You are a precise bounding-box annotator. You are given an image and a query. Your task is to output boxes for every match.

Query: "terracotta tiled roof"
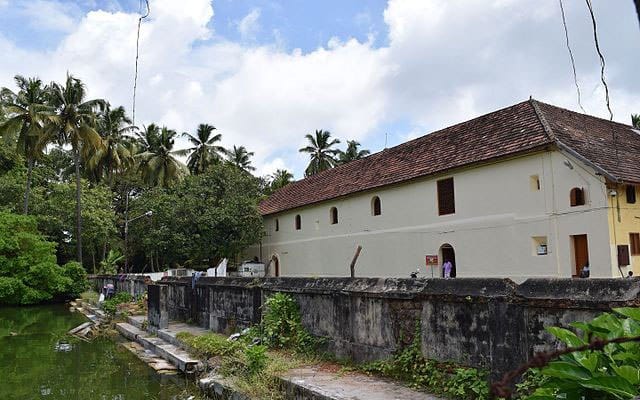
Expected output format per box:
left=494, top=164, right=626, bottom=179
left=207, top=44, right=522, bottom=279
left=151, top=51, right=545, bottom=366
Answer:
left=260, top=99, right=640, bottom=215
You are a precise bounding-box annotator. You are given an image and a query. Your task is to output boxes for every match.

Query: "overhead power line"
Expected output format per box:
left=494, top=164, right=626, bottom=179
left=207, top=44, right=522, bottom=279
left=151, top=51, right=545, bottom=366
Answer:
left=584, top=0, right=613, bottom=121
left=132, top=0, right=150, bottom=126
left=558, top=0, right=585, bottom=113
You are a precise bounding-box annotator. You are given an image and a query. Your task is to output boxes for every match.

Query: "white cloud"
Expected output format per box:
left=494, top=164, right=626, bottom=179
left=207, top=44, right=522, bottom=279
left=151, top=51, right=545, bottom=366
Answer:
left=1, top=0, right=638, bottom=177
left=236, top=8, right=261, bottom=40
left=257, top=157, right=288, bottom=178
left=20, top=0, right=78, bottom=33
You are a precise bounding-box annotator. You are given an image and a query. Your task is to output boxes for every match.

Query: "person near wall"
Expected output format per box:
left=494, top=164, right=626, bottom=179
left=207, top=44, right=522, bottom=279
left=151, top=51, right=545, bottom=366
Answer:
left=579, top=263, right=590, bottom=278
left=443, top=260, right=453, bottom=279
left=628, top=271, right=634, bottom=278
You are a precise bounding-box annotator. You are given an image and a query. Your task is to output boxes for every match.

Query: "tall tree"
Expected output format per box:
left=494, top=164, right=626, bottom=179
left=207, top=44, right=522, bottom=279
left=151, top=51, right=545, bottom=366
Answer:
left=226, top=145, right=255, bottom=172
left=0, top=75, right=54, bottom=214
left=270, top=169, right=294, bottom=191
left=47, top=74, right=106, bottom=264
left=337, top=140, right=370, bottom=164
left=135, top=124, right=188, bottom=188
left=181, top=123, right=226, bottom=174
left=90, top=105, right=136, bottom=185
left=632, top=114, right=640, bottom=129
left=299, top=129, right=340, bottom=176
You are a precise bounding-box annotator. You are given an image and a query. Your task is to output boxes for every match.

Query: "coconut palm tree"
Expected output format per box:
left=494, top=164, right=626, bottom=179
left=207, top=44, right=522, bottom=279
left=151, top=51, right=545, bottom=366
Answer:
left=632, top=114, right=640, bottom=129
left=299, top=129, right=341, bottom=176
left=135, top=124, right=188, bottom=187
left=90, top=105, right=136, bottom=185
left=227, top=145, right=255, bottom=172
left=47, top=74, right=106, bottom=263
left=270, top=169, right=294, bottom=191
left=0, top=75, right=55, bottom=214
left=181, top=123, right=226, bottom=174
left=337, top=140, right=370, bottom=164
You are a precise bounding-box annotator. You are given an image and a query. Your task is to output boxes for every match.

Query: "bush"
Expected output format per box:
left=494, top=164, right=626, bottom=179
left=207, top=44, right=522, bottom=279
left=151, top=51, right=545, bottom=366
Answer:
left=0, top=211, right=88, bottom=305
left=260, top=292, right=321, bottom=354
left=520, top=307, right=640, bottom=399
left=102, top=292, right=133, bottom=315
left=245, top=345, right=268, bottom=375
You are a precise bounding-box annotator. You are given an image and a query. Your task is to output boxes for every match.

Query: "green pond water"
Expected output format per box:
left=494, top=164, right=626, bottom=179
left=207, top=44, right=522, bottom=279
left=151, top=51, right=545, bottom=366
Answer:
left=0, top=304, right=199, bottom=400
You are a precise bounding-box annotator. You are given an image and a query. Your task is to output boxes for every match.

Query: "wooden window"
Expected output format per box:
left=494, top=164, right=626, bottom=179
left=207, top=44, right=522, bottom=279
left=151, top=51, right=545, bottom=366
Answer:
left=626, top=185, right=636, bottom=204
left=437, top=178, right=455, bottom=215
left=371, top=196, right=381, bottom=216
left=295, top=215, right=301, bottom=230
left=618, top=245, right=630, bottom=266
left=630, top=233, right=640, bottom=255
left=330, top=207, right=338, bottom=224
left=570, top=187, right=585, bottom=207
left=275, top=219, right=279, bottom=232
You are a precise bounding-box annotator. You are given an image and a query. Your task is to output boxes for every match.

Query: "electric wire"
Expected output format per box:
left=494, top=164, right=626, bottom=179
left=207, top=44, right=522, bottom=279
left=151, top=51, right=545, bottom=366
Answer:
left=132, top=0, right=150, bottom=126
left=558, top=0, right=585, bottom=113
left=584, top=0, right=620, bottom=181
left=584, top=0, right=613, bottom=121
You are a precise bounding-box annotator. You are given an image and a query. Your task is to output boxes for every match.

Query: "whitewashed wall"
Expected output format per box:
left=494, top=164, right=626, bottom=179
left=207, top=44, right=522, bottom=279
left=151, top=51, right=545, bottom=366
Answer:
left=249, top=150, right=613, bottom=279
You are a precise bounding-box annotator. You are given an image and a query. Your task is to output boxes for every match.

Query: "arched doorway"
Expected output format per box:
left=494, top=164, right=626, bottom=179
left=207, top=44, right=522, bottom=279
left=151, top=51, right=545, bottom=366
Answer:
left=270, top=254, right=280, bottom=277
left=439, top=244, right=456, bottom=278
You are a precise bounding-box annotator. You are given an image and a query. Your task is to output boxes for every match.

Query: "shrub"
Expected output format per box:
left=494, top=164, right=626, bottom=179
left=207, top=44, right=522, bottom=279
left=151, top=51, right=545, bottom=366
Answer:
left=102, top=292, right=133, bottom=315
left=260, top=292, right=321, bottom=353
left=245, top=345, right=268, bottom=375
left=520, top=307, right=640, bottom=400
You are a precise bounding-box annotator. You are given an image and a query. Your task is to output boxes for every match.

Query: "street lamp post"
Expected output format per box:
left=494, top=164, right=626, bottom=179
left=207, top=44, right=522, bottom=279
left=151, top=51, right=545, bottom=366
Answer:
left=124, top=210, right=153, bottom=273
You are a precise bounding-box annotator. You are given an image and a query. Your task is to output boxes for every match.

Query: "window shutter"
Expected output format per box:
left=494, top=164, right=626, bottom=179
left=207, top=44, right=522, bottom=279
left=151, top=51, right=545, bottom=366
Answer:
left=630, top=233, right=640, bottom=255
left=627, top=185, right=637, bottom=204
left=618, top=245, right=630, bottom=266
left=438, top=178, right=455, bottom=215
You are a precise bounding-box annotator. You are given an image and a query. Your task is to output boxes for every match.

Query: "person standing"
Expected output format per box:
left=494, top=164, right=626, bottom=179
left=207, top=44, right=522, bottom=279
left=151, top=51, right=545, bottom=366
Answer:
left=443, top=260, right=453, bottom=279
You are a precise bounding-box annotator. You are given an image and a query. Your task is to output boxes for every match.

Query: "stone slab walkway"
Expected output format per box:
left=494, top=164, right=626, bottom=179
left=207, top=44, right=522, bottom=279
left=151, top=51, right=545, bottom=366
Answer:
left=282, top=367, right=443, bottom=400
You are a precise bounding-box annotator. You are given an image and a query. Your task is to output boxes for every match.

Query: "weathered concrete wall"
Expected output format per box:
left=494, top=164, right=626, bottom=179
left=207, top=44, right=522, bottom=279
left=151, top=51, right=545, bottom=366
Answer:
left=89, top=274, right=150, bottom=299
left=90, top=275, right=640, bottom=376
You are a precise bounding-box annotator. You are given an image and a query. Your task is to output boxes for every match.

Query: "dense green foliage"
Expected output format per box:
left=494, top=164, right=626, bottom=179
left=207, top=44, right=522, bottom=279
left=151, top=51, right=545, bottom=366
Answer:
left=361, top=322, right=490, bottom=400
left=520, top=308, right=640, bottom=399
left=259, top=292, right=320, bottom=353
left=0, top=73, right=267, bottom=277
left=101, top=292, right=133, bottom=316
left=0, top=212, right=86, bottom=304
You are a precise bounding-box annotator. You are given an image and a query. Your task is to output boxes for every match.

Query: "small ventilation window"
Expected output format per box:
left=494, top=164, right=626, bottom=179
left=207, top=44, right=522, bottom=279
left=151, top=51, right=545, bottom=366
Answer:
left=275, top=219, right=279, bottom=232
left=371, top=196, right=381, bottom=216
left=626, top=185, right=636, bottom=204
left=570, top=187, right=585, bottom=207
left=330, top=207, right=338, bottom=225
left=530, top=175, right=541, bottom=191
left=295, top=215, right=301, bottom=230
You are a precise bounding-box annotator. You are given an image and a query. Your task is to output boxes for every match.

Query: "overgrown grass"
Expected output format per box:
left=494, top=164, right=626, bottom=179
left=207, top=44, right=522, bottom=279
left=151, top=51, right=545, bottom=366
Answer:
left=79, top=290, right=99, bottom=305
left=176, top=293, right=324, bottom=399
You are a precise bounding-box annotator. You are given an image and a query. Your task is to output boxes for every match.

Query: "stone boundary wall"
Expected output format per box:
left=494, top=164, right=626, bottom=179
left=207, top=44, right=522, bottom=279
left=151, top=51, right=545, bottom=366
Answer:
left=89, top=275, right=640, bottom=376
left=89, top=274, right=150, bottom=299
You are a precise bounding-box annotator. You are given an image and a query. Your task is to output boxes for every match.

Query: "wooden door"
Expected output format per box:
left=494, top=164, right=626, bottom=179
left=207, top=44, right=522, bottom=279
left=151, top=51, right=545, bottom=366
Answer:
left=572, top=235, right=589, bottom=277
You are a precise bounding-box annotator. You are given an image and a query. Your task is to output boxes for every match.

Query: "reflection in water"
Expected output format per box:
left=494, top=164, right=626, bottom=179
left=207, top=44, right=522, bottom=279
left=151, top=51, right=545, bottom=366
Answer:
left=0, top=305, right=198, bottom=400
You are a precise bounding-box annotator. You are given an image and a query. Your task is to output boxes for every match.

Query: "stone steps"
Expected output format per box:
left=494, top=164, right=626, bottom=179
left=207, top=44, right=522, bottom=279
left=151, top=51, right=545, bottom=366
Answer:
left=115, top=322, right=202, bottom=374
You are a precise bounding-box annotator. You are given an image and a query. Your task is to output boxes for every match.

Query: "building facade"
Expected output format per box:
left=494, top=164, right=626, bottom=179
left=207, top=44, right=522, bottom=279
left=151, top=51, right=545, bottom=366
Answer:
left=249, top=100, right=640, bottom=280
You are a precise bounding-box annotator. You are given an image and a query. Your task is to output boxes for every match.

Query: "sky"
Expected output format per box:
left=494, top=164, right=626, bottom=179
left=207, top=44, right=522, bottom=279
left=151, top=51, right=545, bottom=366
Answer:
left=0, top=0, right=639, bottom=178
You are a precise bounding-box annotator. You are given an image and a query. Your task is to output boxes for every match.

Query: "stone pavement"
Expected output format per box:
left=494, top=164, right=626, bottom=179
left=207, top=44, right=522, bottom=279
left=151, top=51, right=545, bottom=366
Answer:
left=282, top=367, right=444, bottom=400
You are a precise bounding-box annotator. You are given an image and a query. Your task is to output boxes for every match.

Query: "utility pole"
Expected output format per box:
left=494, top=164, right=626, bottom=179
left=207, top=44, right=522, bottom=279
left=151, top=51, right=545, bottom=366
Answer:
left=124, top=210, right=153, bottom=273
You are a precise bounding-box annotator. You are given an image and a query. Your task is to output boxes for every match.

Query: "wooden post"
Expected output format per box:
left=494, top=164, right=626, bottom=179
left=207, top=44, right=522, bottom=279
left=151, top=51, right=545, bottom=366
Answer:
left=350, top=245, right=362, bottom=278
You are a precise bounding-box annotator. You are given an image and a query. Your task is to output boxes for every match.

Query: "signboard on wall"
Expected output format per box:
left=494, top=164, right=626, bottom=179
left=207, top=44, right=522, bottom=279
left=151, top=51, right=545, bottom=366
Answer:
left=425, top=255, right=438, bottom=265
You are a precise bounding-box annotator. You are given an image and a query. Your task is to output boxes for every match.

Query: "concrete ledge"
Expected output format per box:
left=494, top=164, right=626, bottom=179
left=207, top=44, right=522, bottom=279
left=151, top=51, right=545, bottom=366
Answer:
left=516, top=278, right=640, bottom=305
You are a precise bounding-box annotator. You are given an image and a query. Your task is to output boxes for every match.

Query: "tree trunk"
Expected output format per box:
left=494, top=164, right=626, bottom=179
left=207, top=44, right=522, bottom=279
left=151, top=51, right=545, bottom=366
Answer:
left=74, top=147, right=83, bottom=264
left=91, top=249, right=96, bottom=275
left=23, top=157, right=34, bottom=215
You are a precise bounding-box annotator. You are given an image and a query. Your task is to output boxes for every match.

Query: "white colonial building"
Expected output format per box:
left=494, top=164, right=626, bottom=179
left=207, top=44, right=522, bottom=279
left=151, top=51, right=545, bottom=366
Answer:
left=248, top=99, right=640, bottom=280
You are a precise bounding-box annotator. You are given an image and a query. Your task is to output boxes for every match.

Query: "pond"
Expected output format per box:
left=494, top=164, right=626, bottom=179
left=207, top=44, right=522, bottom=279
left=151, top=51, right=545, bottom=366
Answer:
left=0, top=304, right=199, bottom=400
